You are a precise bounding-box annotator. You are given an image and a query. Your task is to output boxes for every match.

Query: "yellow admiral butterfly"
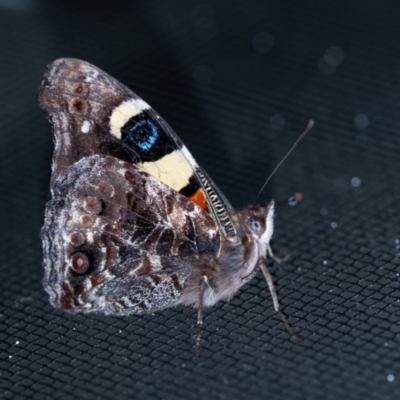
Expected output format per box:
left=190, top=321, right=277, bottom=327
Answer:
left=39, top=58, right=310, bottom=348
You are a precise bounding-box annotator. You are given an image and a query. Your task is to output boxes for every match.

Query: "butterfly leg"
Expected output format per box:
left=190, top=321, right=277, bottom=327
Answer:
left=259, top=260, right=302, bottom=339
left=196, top=275, right=209, bottom=355
left=267, top=243, right=291, bottom=263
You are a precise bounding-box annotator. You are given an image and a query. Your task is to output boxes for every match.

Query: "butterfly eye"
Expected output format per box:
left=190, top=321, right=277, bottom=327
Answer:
left=249, top=219, right=263, bottom=235
left=70, top=252, right=91, bottom=274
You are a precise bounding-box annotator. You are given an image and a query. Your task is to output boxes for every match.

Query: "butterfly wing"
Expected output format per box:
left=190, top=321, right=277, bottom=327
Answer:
left=42, top=154, right=221, bottom=314
left=38, top=58, right=237, bottom=237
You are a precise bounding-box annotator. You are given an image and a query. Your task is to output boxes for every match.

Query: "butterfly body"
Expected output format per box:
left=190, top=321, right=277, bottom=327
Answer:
left=39, top=59, right=276, bottom=323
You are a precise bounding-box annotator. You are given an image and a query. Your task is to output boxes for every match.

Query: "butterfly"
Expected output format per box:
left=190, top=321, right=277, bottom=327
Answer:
left=39, top=58, right=310, bottom=348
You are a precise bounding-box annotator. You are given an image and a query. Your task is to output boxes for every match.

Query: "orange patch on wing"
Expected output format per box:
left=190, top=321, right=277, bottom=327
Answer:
left=188, top=188, right=208, bottom=210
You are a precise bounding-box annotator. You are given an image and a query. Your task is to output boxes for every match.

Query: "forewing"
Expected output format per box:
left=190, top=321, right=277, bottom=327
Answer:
left=38, top=58, right=237, bottom=237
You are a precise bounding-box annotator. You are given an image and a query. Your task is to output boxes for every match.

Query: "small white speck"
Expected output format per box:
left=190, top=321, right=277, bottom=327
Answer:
left=320, top=208, right=328, bottom=216
left=119, top=330, right=122, bottom=333
left=387, top=374, right=395, bottom=382
left=9, top=355, right=12, bottom=359
left=331, top=221, right=337, bottom=229
left=395, top=239, right=399, bottom=244
left=350, top=177, right=361, bottom=187
left=323, top=260, right=328, bottom=265
left=354, top=114, right=369, bottom=129
left=324, top=46, right=344, bottom=67
left=270, top=114, right=285, bottom=130
left=182, top=363, right=186, bottom=367
left=297, top=267, right=302, bottom=271
left=384, top=342, right=388, bottom=346
left=81, top=120, right=90, bottom=134
left=15, top=341, right=20, bottom=345
left=252, top=32, right=274, bottom=53
left=72, top=327, right=76, bottom=330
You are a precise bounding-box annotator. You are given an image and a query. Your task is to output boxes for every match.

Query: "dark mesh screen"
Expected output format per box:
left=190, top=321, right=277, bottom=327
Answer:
left=1, top=1, right=400, bottom=399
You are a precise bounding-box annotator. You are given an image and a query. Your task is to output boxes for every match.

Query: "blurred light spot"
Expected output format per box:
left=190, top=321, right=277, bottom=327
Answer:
left=194, top=65, right=213, bottom=84
left=350, top=177, right=361, bottom=187
left=323, top=260, right=328, bottom=265
left=395, top=239, right=399, bottom=244
left=331, top=221, right=337, bottom=229
left=354, top=114, right=369, bottom=129
left=252, top=32, right=274, bottom=53
left=15, top=341, right=20, bottom=345
left=270, top=114, right=285, bottom=130
left=355, top=132, right=368, bottom=144
left=387, top=374, right=395, bottom=382
left=191, top=4, right=216, bottom=41
left=320, top=208, right=328, bottom=216
left=324, top=46, right=344, bottom=67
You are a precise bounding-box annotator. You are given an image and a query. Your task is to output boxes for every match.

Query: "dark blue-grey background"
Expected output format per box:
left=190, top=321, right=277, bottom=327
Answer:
left=1, top=1, right=400, bottom=399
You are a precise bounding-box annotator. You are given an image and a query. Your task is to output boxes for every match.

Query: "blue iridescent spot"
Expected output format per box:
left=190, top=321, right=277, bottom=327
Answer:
left=129, top=119, right=158, bottom=151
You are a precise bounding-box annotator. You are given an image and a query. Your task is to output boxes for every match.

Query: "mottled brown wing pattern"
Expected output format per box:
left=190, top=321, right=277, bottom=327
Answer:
left=38, top=58, right=133, bottom=183
left=42, top=155, right=220, bottom=315
left=38, top=58, right=237, bottom=238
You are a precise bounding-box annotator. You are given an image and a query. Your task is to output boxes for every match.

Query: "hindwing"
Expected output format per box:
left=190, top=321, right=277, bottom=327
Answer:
left=42, top=155, right=221, bottom=314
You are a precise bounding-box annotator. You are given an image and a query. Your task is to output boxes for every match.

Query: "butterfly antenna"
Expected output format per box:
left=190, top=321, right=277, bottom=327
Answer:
left=252, top=119, right=315, bottom=206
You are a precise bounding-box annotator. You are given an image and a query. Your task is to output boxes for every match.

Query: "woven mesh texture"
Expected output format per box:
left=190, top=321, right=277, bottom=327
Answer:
left=1, top=1, right=400, bottom=399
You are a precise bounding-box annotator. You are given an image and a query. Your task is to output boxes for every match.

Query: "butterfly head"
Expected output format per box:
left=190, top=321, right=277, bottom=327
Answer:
left=244, top=200, right=275, bottom=250
left=210, top=200, right=275, bottom=298
left=225, top=200, right=275, bottom=286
